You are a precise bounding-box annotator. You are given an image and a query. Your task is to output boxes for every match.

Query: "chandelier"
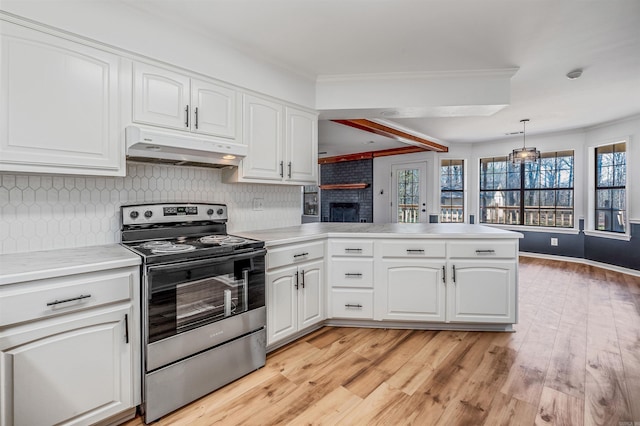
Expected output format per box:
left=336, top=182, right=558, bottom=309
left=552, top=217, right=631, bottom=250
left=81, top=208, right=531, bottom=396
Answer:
left=508, top=119, right=540, bottom=164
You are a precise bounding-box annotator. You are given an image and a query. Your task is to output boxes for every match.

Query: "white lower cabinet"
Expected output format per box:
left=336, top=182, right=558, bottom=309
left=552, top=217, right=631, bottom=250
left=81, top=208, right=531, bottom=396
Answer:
left=267, top=259, right=324, bottom=346
left=0, top=306, right=133, bottom=426
left=377, top=259, right=446, bottom=321
left=0, top=266, right=139, bottom=426
left=447, top=260, right=517, bottom=323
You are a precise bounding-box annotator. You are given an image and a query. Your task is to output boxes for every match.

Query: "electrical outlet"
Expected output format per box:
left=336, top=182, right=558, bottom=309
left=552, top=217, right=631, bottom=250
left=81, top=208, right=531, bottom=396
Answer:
left=550, top=237, right=558, bottom=246
left=252, top=198, right=264, bottom=211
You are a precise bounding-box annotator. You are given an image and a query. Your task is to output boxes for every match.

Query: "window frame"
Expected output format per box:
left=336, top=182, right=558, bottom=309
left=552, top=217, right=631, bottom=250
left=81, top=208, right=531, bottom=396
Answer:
left=439, top=159, right=465, bottom=223
left=585, top=137, right=631, bottom=241
left=478, top=151, right=575, bottom=229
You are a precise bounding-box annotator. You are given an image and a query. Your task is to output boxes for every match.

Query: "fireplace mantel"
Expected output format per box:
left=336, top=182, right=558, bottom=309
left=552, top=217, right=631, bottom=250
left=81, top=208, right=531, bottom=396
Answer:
left=319, top=183, right=369, bottom=190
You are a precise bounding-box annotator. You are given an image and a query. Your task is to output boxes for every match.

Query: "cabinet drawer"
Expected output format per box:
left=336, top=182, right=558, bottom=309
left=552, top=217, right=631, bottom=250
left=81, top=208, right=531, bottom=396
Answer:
left=330, top=258, right=374, bottom=288
left=329, top=240, right=374, bottom=257
left=448, top=240, right=517, bottom=259
left=330, top=289, right=373, bottom=319
left=267, top=241, right=324, bottom=270
left=379, top=240, right=446, bottom=258
left=0, top=269, right=134, bottom=327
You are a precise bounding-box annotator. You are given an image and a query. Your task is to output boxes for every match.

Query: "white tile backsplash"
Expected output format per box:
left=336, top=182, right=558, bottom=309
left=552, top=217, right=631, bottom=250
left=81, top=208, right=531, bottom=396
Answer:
left=0, top=162, right=302, bottom=254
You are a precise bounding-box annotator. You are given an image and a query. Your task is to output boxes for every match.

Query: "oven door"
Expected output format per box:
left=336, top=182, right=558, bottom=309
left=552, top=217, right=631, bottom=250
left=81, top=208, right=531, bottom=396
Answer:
left=145, top=249, right=266, bottom=346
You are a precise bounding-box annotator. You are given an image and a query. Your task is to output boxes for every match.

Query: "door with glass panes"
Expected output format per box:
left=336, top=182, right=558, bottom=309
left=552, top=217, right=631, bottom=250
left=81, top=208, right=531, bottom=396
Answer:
left=391, top=162, right=427, bottom=223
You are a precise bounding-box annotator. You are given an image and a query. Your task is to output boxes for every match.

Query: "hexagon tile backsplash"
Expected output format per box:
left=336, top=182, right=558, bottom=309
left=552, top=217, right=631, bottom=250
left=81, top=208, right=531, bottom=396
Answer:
left=0, top=163, right=302, bottom=254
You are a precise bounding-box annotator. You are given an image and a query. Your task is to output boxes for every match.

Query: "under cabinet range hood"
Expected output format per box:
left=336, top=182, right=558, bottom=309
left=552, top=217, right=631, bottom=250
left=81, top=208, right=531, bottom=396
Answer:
left=125, top=126, right=248, bottom=168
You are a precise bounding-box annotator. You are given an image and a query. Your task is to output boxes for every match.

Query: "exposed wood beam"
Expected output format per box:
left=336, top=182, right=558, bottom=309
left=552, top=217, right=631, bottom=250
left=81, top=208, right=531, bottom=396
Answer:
left=332, top=119, right=448, bottom=152
left=319, top=183, right=369, bottom=190
left=318, top=146, right=426, bottom=164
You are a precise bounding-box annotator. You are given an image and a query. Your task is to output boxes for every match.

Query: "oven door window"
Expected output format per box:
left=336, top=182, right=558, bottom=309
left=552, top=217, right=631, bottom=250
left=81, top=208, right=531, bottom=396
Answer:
left=146, top=252, right=265, bottom=343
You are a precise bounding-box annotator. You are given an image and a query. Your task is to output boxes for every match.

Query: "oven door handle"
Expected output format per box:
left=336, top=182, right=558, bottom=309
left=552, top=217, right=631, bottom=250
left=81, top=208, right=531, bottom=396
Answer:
left=146, top=248, right=266, bottom=274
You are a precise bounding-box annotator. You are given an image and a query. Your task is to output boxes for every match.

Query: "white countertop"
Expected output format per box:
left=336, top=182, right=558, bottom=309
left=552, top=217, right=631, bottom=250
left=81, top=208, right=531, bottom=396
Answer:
left=0, top=244, right=141, bottom=286
left=237, top=223, right=523, bottom=246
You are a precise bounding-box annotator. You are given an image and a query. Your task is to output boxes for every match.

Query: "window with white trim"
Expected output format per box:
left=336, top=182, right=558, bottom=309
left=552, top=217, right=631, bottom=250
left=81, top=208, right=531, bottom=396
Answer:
left=595, top=142, right=626, bottom=233
left=479, top=150, right=574, bottom=227
left=440, top=159, right=464, bottom=223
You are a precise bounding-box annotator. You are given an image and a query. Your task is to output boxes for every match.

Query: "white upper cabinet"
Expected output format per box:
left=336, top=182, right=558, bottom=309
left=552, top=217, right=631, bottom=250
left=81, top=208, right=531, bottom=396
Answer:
left=191, top=79, right=237, bottom=139
left=285, top=107, right=318, bottom=183
left=240, top=94, right=284, bottom=181
left=132, top=62, right=238, bottom=140
left=0, top=20, right=124, bottom=176
left=133, top=62, right=190, bottom=131
left=225, top=93, right=318, bottom=185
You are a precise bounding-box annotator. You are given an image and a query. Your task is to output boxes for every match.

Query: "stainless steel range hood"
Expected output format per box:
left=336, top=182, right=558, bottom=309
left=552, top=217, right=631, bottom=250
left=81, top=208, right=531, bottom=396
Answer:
left=125, top=126, right=247, bottom=168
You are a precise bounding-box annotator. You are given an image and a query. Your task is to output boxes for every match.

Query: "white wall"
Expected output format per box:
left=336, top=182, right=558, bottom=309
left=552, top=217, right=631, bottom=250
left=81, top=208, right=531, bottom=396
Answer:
left=0, top=1, right=315, bottom=108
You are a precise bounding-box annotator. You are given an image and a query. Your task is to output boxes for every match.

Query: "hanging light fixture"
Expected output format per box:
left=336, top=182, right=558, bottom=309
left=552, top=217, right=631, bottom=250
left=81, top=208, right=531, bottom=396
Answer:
left=508, top=119, right=540, bottom=164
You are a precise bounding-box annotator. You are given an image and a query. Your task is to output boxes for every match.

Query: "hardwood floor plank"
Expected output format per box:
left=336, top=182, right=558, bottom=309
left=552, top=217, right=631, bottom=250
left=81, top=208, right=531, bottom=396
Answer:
left=500, top=322, right=558, bottom=405
left=482, top=392, right=538, bottom=426
left=284, top=386, right=362, bottom=425
left=386, top=330, right=466, bottom=395
left=544, top=320, right=587, bottom=400
left=536, top=386, right=585, bottom=426
left=436, top=344, right=517, bottom=425
left=335, top=382, right=413, bottom=425
left=584, top=349, right=633, bottom=426
left=406, top=333, right=495, bottom=423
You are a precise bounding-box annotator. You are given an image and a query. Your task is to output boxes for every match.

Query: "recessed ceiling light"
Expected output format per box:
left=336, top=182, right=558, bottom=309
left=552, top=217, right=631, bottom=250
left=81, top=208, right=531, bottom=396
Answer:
left=566, top=69, right=583, bottom=80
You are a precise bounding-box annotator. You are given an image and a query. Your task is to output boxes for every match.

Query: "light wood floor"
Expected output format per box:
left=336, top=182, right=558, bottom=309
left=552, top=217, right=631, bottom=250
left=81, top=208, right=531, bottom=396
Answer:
left=124, top=257, right=640, bottom=425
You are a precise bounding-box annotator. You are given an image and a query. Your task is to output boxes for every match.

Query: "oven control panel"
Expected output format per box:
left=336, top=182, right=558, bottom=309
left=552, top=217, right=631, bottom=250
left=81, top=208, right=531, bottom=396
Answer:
left=122, top=203, right=227, bottom=226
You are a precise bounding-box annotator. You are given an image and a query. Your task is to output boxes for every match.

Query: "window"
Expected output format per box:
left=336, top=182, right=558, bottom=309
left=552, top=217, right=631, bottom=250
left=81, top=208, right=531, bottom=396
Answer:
left=595, top=142, right=626, bottom=233
left=396, top=168, right=421, bottom=223
left=440, top=159, right=464, bottom=223
left=479, top=150, right=574, bottom=228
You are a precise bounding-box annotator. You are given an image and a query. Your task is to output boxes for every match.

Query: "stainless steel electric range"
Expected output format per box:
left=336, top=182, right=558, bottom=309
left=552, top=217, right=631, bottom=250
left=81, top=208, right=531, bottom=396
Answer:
left=120, top=202, right=266, bottom=423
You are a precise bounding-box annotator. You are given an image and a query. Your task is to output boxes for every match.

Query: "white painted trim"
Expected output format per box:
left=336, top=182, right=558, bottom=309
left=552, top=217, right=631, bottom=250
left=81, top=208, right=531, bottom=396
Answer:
left=486, top=224, right=581, bottom=235
left=629, top=218, right=640, bottom=224
left=519, top=251, right=640, bottom=277
left=316, top=68, right=520, bottom=83
left=583, top=229, right=632, bottom=241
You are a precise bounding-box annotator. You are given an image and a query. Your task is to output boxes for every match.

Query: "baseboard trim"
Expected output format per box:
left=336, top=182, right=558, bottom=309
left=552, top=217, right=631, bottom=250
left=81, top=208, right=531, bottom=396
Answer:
left=519, top=251, right=640, bottom=277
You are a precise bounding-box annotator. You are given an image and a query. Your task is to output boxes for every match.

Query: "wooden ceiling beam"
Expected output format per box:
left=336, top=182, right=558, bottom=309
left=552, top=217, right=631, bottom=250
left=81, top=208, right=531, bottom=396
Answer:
left=332, top=119, right=448, bottom=152
left=318, top=146, right=427, bottom=164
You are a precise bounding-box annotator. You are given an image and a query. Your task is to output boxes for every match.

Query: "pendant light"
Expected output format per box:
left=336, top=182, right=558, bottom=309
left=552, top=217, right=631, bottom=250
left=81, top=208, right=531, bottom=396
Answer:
left=508, top=119, right=540, bottom=164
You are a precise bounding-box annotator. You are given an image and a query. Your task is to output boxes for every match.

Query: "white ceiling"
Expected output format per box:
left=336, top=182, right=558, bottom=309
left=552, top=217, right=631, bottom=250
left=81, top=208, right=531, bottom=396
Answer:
left=121, top=0, right=640, bottom=155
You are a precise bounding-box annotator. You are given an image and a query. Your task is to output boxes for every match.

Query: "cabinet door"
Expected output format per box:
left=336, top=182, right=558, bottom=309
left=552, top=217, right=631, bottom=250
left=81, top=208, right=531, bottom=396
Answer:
left=0, top=22, right=123, bottom=176
left=191, top=79, right=237, bottom=139
left=241, top=94, right=283, bottom=181
left=266, top=266, right=298, bottom=345
left=284, top=107, right=317, bottom=183
left=448, top=261, right=517, bottom=323
left=0, top=306, right=133, bottom=426
left=378, top=259, right=446, bottom=321
left=133, top=62, right=190, bottom=131
left=298, top=260, right=324, bottom=329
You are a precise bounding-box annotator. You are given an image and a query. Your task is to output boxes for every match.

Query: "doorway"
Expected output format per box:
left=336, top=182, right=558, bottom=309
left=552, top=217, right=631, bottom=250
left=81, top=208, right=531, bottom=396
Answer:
left=391, top=162, right=427, bottom=223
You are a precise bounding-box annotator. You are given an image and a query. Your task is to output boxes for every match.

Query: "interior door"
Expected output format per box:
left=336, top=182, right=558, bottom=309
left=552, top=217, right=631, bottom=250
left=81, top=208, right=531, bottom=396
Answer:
left=391, top=162, right=427, bottom=223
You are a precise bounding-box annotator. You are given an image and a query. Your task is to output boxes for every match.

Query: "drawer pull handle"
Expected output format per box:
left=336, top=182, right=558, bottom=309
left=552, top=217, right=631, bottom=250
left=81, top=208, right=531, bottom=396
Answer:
left=442, top=265, right=446, bottom=283
left=345, top=303, right=363, bottom=309
left=406, top=249, right=425, bottom=253
left=345, top=273, right=363, bottom=278
left=345, top=248, right=363, bottom=253
left=475, top=249, right=496, bottom=254
left=293, top=252, right=309, bottom=258
left=46, top=294, right=92, bottom=306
